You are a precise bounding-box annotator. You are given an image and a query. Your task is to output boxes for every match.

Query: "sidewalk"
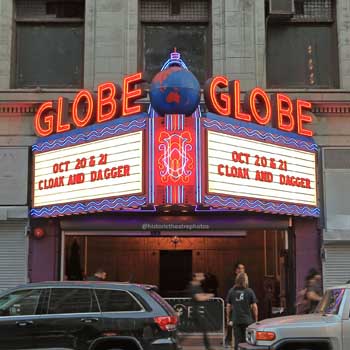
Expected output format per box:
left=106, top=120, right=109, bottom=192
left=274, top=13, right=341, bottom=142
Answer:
left=179, top=334, right=228, bottom=349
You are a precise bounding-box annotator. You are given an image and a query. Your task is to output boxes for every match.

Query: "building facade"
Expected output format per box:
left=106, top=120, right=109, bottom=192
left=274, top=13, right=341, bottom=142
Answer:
left=0, top=0, right=349, bottom=312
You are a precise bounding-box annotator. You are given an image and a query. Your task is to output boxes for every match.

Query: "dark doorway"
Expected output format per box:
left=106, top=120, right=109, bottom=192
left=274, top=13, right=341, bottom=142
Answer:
left=159, top=250, right=192, bottom=297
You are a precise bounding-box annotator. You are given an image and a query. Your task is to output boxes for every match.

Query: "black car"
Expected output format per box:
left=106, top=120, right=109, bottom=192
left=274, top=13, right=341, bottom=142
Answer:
left=0, top=281, right=179, bottom=350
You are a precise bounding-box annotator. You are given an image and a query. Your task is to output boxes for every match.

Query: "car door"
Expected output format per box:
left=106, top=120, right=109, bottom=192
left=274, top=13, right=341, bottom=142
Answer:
left=33, top=287, right=103, bottom=349
left=0, top=288, right=44, bottom=349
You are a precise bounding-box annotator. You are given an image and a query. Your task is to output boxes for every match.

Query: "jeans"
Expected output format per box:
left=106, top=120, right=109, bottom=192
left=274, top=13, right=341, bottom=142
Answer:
left=233, top=324, right=249, bottom=350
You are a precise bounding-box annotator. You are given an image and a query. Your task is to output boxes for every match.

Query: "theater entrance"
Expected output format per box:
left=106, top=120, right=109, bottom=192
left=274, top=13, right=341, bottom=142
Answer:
left=159, top=250, right=192, bottom=297
left=63, top=230, right=290, bottom=319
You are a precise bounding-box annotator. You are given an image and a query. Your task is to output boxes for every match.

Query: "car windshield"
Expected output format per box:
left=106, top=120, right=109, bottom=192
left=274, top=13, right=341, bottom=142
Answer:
left=315, top=288, right=345, bottom=315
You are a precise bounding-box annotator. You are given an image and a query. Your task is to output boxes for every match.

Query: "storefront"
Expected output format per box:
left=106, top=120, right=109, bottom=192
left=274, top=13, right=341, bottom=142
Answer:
left=29, top=52, right=320, bottom=317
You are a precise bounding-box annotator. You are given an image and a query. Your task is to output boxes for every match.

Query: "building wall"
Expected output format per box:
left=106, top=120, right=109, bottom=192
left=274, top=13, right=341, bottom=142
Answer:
left=337, top=0, right=350, bottom=89
left=295, top=218, right=321, bottom=291
left=84, top=0, right=139, bottom=89
left=212, top=0, right=266, bottom=89
left=28, top=219, right=60, bottom=282
left=0, top=0, right=13, bottom=89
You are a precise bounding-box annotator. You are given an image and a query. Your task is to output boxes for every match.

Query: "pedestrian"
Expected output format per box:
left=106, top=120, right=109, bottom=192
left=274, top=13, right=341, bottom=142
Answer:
left=189, top=272, right=214, bottom=350
left=225, top=262, right=246, bottom=347
left=86, top=268, right=107, bottom=281
left=226, top=272, right=258, bottom=350
left=304, top=268, right=322, bottom=313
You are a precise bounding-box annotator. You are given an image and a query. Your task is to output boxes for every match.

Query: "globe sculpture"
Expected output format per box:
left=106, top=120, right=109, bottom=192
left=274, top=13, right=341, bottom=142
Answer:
left=150, top=66, right=201, bottom=116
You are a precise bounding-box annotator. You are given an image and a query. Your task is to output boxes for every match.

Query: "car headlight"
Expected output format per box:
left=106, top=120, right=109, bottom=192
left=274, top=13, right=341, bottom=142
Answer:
left=255, top=331, right=276, bottom=341
left=246, top=328, right=256, bottom=344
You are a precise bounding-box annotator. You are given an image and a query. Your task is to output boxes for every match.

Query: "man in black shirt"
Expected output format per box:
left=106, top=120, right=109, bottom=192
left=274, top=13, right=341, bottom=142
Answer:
left=225, top=262, right=245, bottom=347
left=226, top=273, right=258, bottom=350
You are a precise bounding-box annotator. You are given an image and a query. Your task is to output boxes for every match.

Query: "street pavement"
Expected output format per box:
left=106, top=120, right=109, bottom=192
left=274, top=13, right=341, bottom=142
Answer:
left=179, top=335, right=228, bottom=349
left=183, top=347, right=228, bottom=349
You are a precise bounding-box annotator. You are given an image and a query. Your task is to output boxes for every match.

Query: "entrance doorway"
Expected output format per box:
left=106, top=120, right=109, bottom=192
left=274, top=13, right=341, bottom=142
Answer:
left=63, top=231, right=290, bottom=319
left=159, top=250, right=192, bottom=297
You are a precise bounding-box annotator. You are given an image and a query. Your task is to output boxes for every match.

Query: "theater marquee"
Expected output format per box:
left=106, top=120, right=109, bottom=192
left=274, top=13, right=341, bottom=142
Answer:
left=202, top=114, right=319, bottom=217
left=31, top=116, right=147, bottom=217
left=30, top=55, right=320, bottom=218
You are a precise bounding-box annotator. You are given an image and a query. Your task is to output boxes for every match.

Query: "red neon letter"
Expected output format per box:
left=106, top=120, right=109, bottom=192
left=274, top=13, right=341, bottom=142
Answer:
left=72, top=90, right=95, bottom=128
left=34, top=101, right=54, bottom=137
left=296, top=99, right=313, bottom=137
left=203, top=76, right=231, bottom=116
left=271, top=93, right=295, bottom=132
left=246, top=87, right=272, bottom=125
left=97, top=82, right=122, bottom=123
left=122, top=72, right=145, bottom=116
left=56, top=97, right=71, bottom=133
left=229, top=80, right=251, bottom=122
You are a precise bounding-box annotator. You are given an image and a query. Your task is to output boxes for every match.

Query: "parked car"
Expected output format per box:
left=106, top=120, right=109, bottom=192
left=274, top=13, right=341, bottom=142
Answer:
left=0, top=281, right=179, bottom=350
left=239, top=284, right=350, bottom=350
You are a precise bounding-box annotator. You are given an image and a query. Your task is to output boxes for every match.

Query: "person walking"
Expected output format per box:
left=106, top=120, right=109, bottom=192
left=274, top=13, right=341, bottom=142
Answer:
left=189, top=272, right=214, bottom=350
left=226, top=273, right=258, bottom=350
left=304, top=268, right=322, bottom=313
left=86, top=268, right=107, bottom=281
left=225, top=262, right=246, bottom=347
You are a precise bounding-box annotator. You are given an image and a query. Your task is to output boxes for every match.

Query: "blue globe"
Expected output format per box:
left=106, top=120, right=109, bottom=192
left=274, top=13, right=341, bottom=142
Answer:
left=150, top=66, right=200, bottom=116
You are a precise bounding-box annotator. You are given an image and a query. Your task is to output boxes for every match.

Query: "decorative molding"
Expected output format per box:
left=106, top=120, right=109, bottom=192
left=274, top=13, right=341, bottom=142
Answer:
left=311, top=102, right=350, bottom=114
left=30, top=195, right=148, bottom=218
left=204, top=195, right=320, bottom=218
left=203, top=113, right=318, bottom=152
left=0, top=103, right=37, bottom=115
left=33, top=117, right=147, bottom=153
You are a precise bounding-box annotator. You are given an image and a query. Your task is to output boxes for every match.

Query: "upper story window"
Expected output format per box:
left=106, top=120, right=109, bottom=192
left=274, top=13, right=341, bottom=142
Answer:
left=140, top=0, right=211, bottom=84
left=266, top=0, right=339, bottom=88
left=14, top=0, right=85, bottom=88
left=323, top=148, right=350, bottom=230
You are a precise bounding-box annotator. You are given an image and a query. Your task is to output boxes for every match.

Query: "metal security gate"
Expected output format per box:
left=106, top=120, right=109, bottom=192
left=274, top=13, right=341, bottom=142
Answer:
left=323, top=244, right=350, bottom=289
left=0, top=221, right=28, bottom=291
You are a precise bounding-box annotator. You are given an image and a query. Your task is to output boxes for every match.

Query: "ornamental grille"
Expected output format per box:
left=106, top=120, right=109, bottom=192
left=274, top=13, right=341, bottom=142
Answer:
left=293, top=0, right=334, bottom=22
left=16, top=0, right=48, bottom=17
left=140, top=0, right=209, bottom=22
left=16, top=0, right=84, bottom=19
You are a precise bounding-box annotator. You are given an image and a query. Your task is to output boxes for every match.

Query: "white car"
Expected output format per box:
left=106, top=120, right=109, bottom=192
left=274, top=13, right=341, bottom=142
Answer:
left=239, top=285, right=349, bottom=350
